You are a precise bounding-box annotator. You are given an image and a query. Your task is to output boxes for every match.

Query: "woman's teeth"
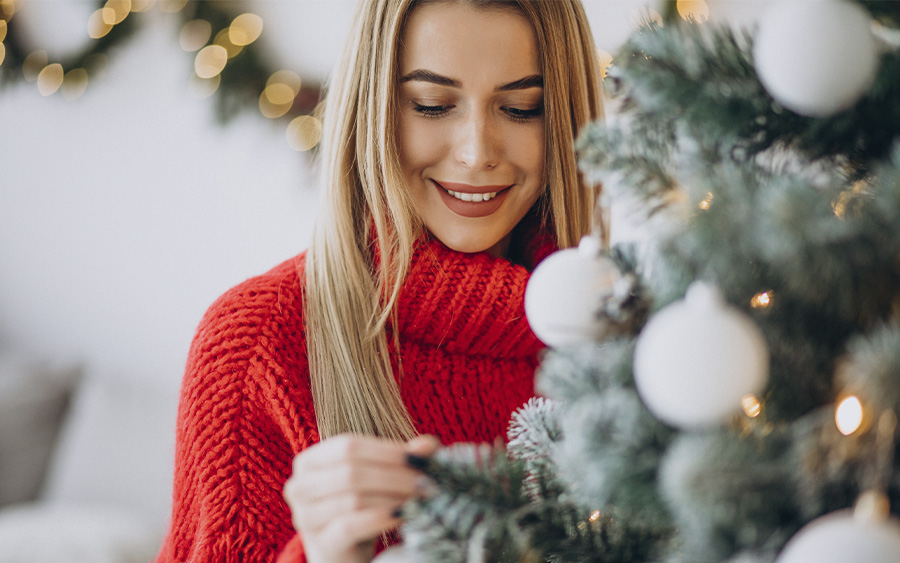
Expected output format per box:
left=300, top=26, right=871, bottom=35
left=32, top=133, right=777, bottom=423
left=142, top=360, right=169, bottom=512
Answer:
left=446, top=189, right=498, bottom=202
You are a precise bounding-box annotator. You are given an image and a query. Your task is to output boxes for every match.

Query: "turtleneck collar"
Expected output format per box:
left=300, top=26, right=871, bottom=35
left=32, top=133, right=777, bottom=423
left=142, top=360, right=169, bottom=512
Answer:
left=392, top=212, right=558, bottom=358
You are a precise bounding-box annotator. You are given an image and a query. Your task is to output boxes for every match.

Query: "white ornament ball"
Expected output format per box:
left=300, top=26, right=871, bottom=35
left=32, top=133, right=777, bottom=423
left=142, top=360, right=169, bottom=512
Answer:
left=777, top=510, right=900, bottom=563
left=633, top=282, right=769, bottom=429
left=525, top=236, right=621, bottom=348
left=753, top=0, right=879, bottom=117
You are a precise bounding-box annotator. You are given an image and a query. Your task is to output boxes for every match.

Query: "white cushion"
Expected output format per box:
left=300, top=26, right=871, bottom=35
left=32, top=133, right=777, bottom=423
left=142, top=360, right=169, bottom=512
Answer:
left=0, top=353, right=81, bottom=506
left=41, top=369, right=179, bottom=532
left=0, top=503, right=161, bottom=563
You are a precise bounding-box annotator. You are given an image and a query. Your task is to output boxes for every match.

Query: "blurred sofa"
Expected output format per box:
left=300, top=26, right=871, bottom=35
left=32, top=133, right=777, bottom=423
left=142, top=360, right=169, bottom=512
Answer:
left=0, top=350, right=178, bottom=563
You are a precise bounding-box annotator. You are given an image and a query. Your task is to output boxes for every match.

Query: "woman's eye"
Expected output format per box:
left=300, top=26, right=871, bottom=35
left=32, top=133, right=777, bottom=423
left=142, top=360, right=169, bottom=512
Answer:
left=504, top=106, right=544, bottom=122
left=413, top=103, right=452, bottom=118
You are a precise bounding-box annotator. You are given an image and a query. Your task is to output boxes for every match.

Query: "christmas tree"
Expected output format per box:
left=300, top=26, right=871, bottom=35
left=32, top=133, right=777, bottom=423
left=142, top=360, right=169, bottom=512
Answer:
left=398, top=1, right=900, bottom=561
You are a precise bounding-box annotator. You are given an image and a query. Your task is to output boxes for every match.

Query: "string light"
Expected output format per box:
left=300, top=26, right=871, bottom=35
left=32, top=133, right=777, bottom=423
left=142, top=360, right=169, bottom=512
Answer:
left=180, top=19, right=212, bottom=52
left=194, top=45, right=228, bottom=79
left=589, top=510, right=601, bottom=522
left=676, top=0, right=710, bottom=22
left=286, top=115, right=322, bottom=151
left=260, top=70, right=302, bottom=119
left=22, top=50, right=48, bottom=82
left=835, top=395, right=864, bottom=436
left=228, top=13, right=263, bottom=47
left=214, top=28, right=243, bottom=59
left=88, top=9, right=114, bottom=39
left=37, top=63, right=64, bottom=96
left=750, top=291, right=773, bottom=309
left=597, top=49, right=613, bottom=79
left=698, top=192, right=713, bottom=210
left=62, top=68, right=89, bottom=100
left=741, top=394, right=762, bottom=418
left=104, top=0, right=131, bottom=25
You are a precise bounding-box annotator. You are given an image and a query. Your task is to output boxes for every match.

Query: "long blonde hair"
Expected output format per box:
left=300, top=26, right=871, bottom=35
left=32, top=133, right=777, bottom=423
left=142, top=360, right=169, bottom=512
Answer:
left=305, top=0, right=605, bottom=441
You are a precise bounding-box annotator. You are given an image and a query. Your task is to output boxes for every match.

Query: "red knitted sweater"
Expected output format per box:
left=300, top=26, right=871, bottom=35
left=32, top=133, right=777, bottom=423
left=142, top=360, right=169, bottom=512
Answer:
left=155, top=226, right=556, bottom=563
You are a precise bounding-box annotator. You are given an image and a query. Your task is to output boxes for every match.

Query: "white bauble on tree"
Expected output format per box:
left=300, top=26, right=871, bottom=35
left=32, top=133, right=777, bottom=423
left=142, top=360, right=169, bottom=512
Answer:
left=778, top=504, right=900, bottom=563
left=753, top=0, right=879, bottom=117
left=525, top=236, right=621, bottom=348
left=633, top=282, right=769, bottom=429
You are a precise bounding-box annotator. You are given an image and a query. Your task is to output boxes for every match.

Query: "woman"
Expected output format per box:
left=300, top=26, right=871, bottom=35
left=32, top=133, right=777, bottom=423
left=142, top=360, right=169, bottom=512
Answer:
left=156, top=1, right=604, bottom=562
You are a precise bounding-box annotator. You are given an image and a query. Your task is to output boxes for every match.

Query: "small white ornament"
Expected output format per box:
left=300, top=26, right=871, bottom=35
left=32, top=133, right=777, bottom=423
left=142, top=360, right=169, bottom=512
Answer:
left=525, top=236, right=621, bottom=348
left=633, top=282, right=769, bottom=429
left=777, top=507, right=900, bottom=563
left=753, top=0, right=879, bottom=117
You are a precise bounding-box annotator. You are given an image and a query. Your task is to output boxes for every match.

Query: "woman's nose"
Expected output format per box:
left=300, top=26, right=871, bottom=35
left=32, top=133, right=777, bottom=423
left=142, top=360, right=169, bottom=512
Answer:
left=454, top=111, right=499, bottom=170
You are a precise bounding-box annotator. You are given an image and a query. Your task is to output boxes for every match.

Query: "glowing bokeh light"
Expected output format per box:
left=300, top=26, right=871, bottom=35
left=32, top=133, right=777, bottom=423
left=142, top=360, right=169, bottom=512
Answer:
left=62, top=68, right=89, bottom=100
left=0, top=19, right=7, bottom=42
left=835, top=395, right=864, bottom=436
left=286, top=115, right=323, bottom=151
left=214, top=28, right=243, bottom=59
left=104, top=0, right=131, bottom=24
left=0, top=44, right=5, bottom=67
left=194, top=45, right=228, bottom=79
left=741, top=394, right=762, bottom=418
left=37, top=63, right=64, bottom=96
left=88, top=9, right=114, bottom=39
left=597, top=49, right=613, bottom=79
left=22, top=50, right=48, bottom=82
left=180, top=19, right=212, bottom=52
left=750, top=291, right=772, bottom=309
left=589, top=511, right=601, bottom=522
left=698, top=192, right=713, bottom=210
left=229, top=13, right=263, bottom=46
left=677, top=0, right=710, bottom=22
left=268, top=70, right=302, bottom=95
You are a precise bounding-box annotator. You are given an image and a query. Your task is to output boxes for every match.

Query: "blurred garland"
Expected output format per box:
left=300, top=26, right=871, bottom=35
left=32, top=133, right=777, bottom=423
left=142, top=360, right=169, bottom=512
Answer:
left=0, top=0, right=321, bottom=131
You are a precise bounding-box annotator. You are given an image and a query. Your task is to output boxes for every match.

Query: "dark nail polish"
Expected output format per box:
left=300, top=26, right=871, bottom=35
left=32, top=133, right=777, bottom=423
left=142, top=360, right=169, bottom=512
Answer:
left=406, top=453, right=429, bottom=470
left=392, top=506, right=404, bottom=518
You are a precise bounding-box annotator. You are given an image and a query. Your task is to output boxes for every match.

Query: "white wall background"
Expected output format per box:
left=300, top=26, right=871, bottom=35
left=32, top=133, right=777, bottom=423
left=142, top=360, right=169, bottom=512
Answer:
left=0, top=0, right=775, bottom=388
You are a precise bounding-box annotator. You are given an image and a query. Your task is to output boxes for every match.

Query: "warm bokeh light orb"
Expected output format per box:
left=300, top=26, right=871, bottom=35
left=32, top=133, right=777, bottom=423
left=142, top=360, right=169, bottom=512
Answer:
left=741, top=394, right=762, bottom=418
left=104, top=0, right=131, bottom=24
left=229, top=13, right=263, bottom=47
left=0, top=44, right=6, bottom=68
left=0, top=19, right=7, bottom=42
left=750, top=291, right=772, bottom=309
left=677, top=0, right=710, bottom=22
left=180, top=20, right=212, bottom=52
left=214, top=29, right=243, bottom=59
left=194, top=45, right=228, bottom=79
left=23, top=51, right=48, bottom=82
left=267, top=70, right=302, bottom=95
left=158, top=0, right=188, bottom=13
left=62, top=68, right=89, bottom=100
left=37, top=63, right=64, bottom=96
left=286, top=115, right=323, bottom=152
left=130, top=0, right=156, bottom=12
left=835, top=395, right=864, bottom=436
left=89, top=9, right=114, bottom=39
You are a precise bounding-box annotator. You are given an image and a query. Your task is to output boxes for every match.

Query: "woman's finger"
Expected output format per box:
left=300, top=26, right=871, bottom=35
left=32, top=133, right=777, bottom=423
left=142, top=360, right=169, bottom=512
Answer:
left=291, top=491, right=406, bottom=532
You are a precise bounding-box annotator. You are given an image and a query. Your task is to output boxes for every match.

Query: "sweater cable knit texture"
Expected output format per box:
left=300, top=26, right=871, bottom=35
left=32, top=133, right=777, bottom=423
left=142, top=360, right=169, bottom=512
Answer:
left=155, top=223, right=557, bottom=563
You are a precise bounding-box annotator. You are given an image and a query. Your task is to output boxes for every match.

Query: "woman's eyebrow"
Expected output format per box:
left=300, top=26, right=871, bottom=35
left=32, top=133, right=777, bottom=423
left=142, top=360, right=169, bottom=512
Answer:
left=399, top=69, right=543, bottom=91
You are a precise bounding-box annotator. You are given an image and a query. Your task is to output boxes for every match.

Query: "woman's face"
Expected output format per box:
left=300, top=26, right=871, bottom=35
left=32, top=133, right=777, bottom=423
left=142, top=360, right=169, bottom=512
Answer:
left=397, top=2, right=545, bottom=258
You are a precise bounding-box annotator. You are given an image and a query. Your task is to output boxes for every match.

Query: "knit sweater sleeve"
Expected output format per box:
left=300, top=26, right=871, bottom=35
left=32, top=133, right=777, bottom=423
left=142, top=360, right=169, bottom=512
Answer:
left=155, top=255, right=316, bottom=563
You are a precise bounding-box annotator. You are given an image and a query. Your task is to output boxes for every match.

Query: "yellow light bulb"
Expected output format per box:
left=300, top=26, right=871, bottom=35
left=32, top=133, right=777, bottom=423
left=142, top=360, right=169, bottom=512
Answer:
left=677, top=0, right=710, bottom=22
left=836, top=395, right=864, bottom=436
left=286, top=115, right=323, bottom=152
left=741, top=394, right=762, bottom=418
left=37, top=63, right=64, bottom=96
left=229, top=13, right=263, bottom=47
left=194, top=45, right=228, bottom=79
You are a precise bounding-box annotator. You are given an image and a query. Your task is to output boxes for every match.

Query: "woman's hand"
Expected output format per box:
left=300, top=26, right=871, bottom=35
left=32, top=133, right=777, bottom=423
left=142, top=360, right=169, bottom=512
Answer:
left=284, top=433, right=440, bottom=563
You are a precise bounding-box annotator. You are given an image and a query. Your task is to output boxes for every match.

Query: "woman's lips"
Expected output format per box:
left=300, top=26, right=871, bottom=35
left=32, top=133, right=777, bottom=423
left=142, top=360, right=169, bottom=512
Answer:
left=433, top=180, right=510, bottom=218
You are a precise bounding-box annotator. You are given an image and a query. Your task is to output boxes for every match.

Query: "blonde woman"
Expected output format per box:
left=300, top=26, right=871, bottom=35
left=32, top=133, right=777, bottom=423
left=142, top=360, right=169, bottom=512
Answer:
left=156, top=1, right=604, bottom=562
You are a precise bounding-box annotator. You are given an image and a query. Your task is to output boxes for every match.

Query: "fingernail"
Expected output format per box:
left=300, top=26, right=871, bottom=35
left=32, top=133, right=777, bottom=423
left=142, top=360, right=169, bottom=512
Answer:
left=406, top=453, right=429, bottom=470
left=392, top=506, right=404, bottom=518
